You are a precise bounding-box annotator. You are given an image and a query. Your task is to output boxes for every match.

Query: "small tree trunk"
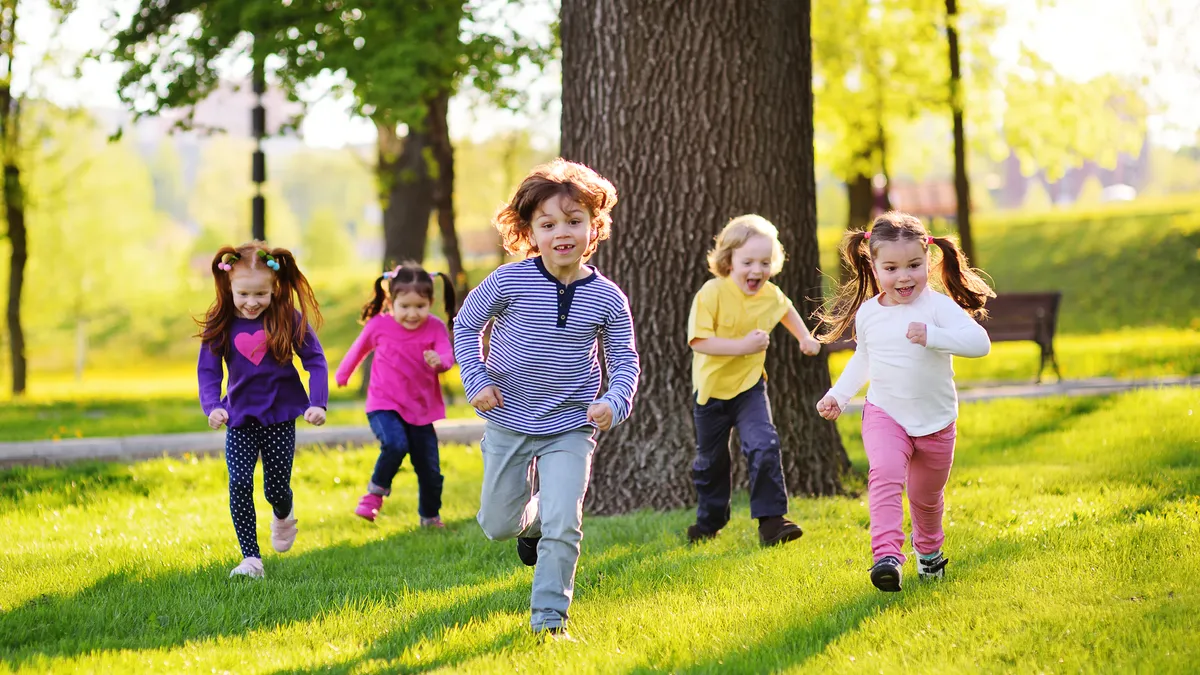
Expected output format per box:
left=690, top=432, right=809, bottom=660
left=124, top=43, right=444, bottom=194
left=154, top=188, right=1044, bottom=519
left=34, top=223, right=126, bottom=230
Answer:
left=376, top=118, right=434, bottom=267
left=1, top=0, right=26, bottom=397
left=946, top=0, right=976, bottom=263
left=426, top=91, right=466, bottom=297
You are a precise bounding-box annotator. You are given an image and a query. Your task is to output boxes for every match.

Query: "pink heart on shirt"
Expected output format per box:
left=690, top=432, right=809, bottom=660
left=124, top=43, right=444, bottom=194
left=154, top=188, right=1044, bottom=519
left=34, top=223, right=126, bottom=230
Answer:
left=234, top=330, right=268, bottom=366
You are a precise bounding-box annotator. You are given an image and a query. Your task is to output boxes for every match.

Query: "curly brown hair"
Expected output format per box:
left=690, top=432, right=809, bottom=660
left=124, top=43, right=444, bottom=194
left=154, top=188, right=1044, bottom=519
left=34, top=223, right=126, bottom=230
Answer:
left=493, top=158, right=618, bottom=260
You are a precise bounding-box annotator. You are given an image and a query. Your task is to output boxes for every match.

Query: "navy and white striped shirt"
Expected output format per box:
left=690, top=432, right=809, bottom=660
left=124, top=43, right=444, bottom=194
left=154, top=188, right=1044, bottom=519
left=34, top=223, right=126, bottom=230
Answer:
left=453, top=257, right=640, bottom=436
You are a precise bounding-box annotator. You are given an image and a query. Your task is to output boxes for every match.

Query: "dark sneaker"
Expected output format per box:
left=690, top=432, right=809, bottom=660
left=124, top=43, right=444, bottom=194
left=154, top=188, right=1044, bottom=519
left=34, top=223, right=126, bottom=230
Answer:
left=517, top=536, right=540, bottom=566
left=758, top=516, right=804, bottom=546
left=870, top=556, right=903, bottom=592
left=917, top=551, right=949, bottom=580
left=686, top=523, right=719, bottom=544
left=535, top=625, right=575, bottom=642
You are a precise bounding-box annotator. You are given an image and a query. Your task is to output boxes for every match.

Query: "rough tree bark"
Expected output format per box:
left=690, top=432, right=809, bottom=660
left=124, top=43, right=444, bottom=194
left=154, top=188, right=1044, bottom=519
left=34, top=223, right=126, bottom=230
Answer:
left=562, top=0, right=848, bottom=515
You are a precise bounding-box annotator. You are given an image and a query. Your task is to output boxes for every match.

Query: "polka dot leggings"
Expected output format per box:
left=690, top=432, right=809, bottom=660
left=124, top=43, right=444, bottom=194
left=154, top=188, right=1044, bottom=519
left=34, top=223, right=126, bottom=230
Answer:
left=225, top=420, right=296, bottom=559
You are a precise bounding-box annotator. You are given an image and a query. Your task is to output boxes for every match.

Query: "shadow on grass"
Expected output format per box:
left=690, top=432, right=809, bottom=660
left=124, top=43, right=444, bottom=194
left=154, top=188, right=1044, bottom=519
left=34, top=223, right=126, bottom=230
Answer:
left=0, top=461, right=153, bottom=515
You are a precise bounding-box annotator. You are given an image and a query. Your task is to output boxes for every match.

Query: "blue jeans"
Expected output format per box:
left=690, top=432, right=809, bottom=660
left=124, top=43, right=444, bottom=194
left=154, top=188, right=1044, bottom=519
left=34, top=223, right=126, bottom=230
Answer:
left=475, top=422, right=597, bottom=631
left=692, top=379, right=789, bottom=532
left=366, top=410, right=443, bottom=519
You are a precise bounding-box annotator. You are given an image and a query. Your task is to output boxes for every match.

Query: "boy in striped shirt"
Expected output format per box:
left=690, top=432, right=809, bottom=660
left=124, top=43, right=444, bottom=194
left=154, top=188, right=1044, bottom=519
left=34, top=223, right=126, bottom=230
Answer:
left=453, top=159, right=640, bottom=641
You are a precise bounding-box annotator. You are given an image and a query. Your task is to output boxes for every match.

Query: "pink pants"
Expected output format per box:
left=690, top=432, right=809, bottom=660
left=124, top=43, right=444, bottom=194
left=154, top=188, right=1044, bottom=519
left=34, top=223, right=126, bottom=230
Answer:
left=862, top=402, right=956, bottom=564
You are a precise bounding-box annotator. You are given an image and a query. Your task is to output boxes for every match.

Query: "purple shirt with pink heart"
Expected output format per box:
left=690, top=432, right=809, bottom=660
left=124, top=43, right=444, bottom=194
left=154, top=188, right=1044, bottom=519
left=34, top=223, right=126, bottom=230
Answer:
left=198, top=316, right=329, bottom=428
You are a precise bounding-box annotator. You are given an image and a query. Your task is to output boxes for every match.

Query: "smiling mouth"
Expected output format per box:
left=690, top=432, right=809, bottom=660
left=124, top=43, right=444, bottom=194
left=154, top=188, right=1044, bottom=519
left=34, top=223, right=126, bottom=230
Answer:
left=745, top=278, right=763, bottom=291
left=895, top=285, right=915, bottom=298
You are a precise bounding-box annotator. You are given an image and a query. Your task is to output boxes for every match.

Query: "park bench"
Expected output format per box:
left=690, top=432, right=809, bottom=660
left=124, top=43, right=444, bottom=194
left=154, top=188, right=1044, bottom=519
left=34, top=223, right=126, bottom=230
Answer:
left=823, top=291, right=1063, bottom=383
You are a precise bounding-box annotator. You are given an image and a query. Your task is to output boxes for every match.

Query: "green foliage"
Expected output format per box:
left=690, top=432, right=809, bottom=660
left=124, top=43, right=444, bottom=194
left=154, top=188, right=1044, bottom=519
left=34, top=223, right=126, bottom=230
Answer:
left=0, top=390, right=1197, bottom=673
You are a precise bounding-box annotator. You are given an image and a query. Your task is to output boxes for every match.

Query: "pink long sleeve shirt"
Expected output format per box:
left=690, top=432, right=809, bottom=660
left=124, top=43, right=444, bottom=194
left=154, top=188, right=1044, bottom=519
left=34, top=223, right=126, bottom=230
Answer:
left=335, top=314, right=455, bottom=426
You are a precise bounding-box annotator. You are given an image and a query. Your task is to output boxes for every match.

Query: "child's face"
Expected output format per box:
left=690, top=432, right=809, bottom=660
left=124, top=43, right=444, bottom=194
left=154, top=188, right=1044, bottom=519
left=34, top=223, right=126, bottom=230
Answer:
left=391, top=291, right=431, bottom=330
left=871, top=239, right=928, bottom=306
left=532, top=195, right=591, bottom=269
left=730, top=235, right=775, bottom=295
left=230, top=266, right=274, bottom=319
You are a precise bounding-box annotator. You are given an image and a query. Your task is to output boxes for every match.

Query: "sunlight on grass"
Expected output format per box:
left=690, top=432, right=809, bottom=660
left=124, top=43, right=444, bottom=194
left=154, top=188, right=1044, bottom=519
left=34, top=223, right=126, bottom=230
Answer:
left=1, top=389, right=1197, bottom=673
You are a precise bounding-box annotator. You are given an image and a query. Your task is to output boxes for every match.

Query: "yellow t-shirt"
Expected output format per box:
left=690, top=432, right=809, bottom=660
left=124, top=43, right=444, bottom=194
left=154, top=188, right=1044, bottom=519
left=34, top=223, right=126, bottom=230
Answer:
left=687, top=276, right=793, bottom=404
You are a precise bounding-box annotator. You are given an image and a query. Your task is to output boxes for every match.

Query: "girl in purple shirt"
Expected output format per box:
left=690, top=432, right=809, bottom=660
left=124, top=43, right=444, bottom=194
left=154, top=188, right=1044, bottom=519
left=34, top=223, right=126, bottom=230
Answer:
left=335, top=263, right=457, bottom=528
left=196, top=241, right=328, bottom=579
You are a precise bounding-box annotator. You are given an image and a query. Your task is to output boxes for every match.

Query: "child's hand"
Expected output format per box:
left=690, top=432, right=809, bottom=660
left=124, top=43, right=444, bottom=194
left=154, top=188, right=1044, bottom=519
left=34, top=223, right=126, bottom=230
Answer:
left=816, top=395, right=842, bottom=421
left=906, top=322, right=928, bottom=347
left=423, top=350, right=443, bottom=370
left=208, top=408, right=229, bottom=430
left=799, top=334, right=821, bottom=356
left=304, top=406, right=326, bottom=426
left=335, top=378, right=348, bottom=388
left=742, top=329, right=770, bottom=354
left=471, top=386, right=504, bottom=413
left=587, top=401, right=614, bottom=431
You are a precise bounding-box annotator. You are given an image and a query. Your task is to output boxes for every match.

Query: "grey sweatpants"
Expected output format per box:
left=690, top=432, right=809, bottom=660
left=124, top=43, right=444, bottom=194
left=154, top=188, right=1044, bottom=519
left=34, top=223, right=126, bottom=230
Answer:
left=476, top=421, right=597, bottom=630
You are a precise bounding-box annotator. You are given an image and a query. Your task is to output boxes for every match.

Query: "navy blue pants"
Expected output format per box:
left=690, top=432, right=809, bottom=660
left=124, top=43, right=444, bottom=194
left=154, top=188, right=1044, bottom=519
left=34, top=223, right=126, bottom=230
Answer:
left=692, top=379, right=790, bottom=532
left=367, top=410, right=444, bottom=518
left=225, top=419, right=295, bottom=559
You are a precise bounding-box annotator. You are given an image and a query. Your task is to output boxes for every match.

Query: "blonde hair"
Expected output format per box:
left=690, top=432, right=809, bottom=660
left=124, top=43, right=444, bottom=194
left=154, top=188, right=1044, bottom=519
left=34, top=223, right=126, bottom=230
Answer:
left=706, top=214, right=786, bottom=277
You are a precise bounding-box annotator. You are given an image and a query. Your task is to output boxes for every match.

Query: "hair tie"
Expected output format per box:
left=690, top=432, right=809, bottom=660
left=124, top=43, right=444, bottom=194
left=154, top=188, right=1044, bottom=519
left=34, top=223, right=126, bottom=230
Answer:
left=218, top=252, right=239, bottom=272
left=382, top=264, right=402, bottom=281
left=257, top=249, right=281, bottom=271
left=863, top=231, right=871, bottom=240
left=927, top=235, right=935, bottom=245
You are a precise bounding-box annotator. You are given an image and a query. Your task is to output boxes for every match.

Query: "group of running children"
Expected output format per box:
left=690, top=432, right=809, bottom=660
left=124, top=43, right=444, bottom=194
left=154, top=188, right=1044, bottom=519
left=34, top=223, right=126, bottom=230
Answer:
left=197, top=158, right=995, bottom=640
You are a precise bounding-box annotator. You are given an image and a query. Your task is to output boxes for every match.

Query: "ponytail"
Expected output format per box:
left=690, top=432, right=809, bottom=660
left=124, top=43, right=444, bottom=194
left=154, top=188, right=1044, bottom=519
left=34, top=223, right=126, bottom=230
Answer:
left=930, top=236, right=995, bottom=318
left=360, top=274, right=390, bottom=323
left=433, top=272, right=458, bottom=331
left=814, top=229, right=879, bottom=343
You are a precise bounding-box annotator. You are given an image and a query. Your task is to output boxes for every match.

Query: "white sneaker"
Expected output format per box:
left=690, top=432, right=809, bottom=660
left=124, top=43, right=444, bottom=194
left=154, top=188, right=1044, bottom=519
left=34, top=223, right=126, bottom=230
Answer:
left=271, top=509, right=298, bottom=552
left=916, top=551, right=948, bottom=580
left=230, top=557, right=264, bottom=578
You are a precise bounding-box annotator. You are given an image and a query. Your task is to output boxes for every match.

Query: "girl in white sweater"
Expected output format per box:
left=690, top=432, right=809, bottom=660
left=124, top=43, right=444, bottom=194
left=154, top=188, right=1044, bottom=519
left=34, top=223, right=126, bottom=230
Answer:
left=815, top=211, right=995, bottom=593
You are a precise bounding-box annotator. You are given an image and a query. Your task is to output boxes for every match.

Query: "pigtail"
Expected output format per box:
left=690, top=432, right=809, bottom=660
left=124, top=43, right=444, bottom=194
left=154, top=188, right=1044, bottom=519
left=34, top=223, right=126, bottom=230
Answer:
left=360, top=274, right=390, bottom=323
left=262, top=248, right=323, bottom=364
left=434, top=272, right=458, bottom=331
left=195, top=246, right=240, bottom=355
left=814, top=230, right=879, bottom=343
left=930, top=237, right=995, bottom=319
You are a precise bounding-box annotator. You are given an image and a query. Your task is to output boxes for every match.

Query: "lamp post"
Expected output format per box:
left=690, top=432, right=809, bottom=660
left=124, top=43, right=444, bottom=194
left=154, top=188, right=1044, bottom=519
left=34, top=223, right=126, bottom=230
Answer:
left=251, top=56, right=266, bottom=241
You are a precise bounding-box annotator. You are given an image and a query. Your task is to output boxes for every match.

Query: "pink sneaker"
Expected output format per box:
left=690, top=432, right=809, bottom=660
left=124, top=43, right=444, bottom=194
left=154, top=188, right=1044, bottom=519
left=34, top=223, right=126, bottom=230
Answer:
left=355, top=493, right=383, bottom=521
left=270, top=509, right=298, bottom=552
left=420, top=516, right=445, bottom=529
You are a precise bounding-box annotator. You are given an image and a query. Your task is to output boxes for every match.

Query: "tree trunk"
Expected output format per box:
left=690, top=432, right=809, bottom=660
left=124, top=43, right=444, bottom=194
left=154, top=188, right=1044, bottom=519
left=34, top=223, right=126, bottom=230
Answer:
left=426, top=91, right=466, bottom=297
left=1, top=0, right=26, bottom=396
left=946, top=0, right=976, bottom=263
left=562, top=0, right=848, bottom=515
left=376, top=118, right=434, bottom=267
left=846, top=170, right=874, bottom=232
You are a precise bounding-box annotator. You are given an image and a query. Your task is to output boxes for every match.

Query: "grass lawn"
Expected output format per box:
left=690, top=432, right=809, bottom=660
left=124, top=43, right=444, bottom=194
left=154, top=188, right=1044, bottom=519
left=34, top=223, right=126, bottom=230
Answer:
left=2, top=388, right=1196, bottom=673
left=3, top=327, right=1195, bottom=442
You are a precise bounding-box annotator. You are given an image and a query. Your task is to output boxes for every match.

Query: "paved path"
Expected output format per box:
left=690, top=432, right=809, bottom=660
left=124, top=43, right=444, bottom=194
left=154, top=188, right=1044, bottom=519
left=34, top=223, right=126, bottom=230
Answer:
left=1, top=376, right=1195, bottom=468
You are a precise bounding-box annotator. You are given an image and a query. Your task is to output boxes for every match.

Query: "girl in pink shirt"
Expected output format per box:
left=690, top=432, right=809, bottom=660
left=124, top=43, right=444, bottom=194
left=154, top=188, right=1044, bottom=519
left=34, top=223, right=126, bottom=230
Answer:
left=335, top=263, right=457, bottom=527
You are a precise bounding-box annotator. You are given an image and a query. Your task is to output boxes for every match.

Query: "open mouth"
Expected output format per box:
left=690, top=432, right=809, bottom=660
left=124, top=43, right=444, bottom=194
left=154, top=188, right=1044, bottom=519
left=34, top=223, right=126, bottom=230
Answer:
left=745, top=278, right=763, bottom=293
left=553, top=243, right=575, bottom=254
left=895, top=285, right=915, bottom=298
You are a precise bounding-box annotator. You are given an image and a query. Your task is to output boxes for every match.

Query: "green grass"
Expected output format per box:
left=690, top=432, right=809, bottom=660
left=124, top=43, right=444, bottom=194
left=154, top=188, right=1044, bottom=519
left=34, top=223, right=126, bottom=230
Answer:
left=2, top=389, right=1196, bottom=673
left=818, top=195, right=1200, bottom=334
left=4, top=327, right=1195, bottom=441
left=827, top=328, right=1200, bottom=384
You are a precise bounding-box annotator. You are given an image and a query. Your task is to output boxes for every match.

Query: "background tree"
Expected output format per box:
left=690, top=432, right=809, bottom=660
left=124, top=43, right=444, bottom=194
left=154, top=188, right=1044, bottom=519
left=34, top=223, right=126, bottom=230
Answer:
left=561, top=0, right=848, bottom=515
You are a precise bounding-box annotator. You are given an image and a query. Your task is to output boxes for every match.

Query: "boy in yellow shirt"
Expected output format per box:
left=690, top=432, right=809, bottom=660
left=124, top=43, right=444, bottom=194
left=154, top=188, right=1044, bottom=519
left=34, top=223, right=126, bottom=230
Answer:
left=686, top=214, right=822, bottom=546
